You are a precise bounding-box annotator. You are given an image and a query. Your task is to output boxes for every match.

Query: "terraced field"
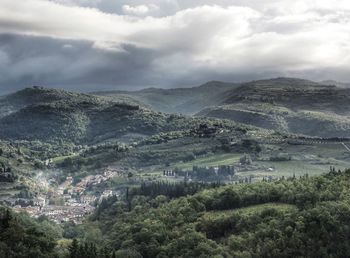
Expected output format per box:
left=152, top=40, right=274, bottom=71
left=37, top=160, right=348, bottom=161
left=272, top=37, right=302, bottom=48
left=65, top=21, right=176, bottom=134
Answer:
left=173, top=153, right=241, bottom=170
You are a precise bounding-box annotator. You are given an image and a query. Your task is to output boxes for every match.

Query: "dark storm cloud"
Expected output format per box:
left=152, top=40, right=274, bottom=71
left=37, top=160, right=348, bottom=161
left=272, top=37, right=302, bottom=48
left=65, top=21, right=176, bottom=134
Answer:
left=0, top=34, right=162, bottom=93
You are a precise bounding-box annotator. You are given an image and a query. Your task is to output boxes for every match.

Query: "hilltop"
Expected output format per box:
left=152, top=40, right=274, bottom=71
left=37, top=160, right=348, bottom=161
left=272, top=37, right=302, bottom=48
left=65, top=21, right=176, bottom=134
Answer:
left=222, top=78, right=350, bottom=114
left=197, top=78, right=350, bottom=137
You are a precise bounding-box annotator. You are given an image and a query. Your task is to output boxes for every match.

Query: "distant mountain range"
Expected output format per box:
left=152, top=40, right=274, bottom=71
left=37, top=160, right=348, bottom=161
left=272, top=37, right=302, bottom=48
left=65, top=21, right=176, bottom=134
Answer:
left=0, top=77, right=349, bottom=141
left=93, top=78, right=350, bottom=115
left=92, top=81, right=241, bottom=115
left=95, top=77, right=350, bottom=138
left=197, top=78, right=350, bottom=137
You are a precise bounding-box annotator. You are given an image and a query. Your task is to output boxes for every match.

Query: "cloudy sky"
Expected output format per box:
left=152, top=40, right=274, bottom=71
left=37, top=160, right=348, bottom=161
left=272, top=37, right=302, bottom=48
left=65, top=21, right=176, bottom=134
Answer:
left=0, top=0, right=350, bottom=93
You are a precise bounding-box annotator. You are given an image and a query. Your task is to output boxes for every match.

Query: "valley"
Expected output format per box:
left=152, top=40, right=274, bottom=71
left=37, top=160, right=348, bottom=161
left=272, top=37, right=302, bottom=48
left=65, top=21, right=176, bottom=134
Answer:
left=1, top=77, right=350, bottom=257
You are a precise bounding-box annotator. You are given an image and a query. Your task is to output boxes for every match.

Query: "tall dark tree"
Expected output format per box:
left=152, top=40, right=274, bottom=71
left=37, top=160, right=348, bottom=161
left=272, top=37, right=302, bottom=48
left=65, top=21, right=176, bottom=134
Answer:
left=69, top=239, right=79, bottom=258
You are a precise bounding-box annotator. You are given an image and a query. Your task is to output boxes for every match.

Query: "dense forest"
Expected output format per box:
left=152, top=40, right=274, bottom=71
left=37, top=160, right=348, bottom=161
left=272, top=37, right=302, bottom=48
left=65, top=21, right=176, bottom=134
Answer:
left=85, top=168, right=350, bottom=258
left=3, top=168, right=350, bottom=257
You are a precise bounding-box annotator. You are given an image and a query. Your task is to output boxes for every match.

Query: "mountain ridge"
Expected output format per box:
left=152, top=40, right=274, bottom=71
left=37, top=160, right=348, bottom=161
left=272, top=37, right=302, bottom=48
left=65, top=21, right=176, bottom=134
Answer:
left=2, top=77, right=350, bottom=141
left=0, top=86, right=240, bottom=144
left=197, top=78, right=350, bottom=137
left=92, top=81, right=241, bottom=114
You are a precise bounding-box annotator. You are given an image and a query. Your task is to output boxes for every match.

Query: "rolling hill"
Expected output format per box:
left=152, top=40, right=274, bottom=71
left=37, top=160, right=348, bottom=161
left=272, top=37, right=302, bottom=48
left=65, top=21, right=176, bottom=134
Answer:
left=93, top=81, right=241, bottom=114
left=0, top=86, right=239, bottom=144
left=197, top=78, right=350, bottom=138
left=93, top=77, right=350, bottom=137
left=1, top=77, right=349, bottom=145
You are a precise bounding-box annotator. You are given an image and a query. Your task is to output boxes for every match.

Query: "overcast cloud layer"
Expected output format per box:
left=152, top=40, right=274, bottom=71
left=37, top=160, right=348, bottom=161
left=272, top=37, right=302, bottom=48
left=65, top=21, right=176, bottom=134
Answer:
left=0, top=0, right=350, bottom=93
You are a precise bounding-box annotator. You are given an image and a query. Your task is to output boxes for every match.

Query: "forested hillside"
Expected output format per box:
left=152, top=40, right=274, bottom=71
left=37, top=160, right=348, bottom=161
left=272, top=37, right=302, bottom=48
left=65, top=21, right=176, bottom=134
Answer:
left=94, top=77, right=350, bottom=137
left=3, top=78, right=349, bottom=142
left=0, top=87, right=239, bottom=144
left=198, top=78, right=350, bottom=137
left=4, top=169, right=350, bottom=257
left=0, top=206, right=63, bottom=258
left=73, top=169, right=350, bottom=258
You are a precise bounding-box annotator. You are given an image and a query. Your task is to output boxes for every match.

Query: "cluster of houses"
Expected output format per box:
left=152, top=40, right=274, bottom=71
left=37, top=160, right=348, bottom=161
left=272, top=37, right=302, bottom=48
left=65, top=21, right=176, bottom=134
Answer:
left=13, top=204, right=94, bottom=224
left=11, top=168, right=120, bottom=224
left=55, top=169, right=119, bottom=195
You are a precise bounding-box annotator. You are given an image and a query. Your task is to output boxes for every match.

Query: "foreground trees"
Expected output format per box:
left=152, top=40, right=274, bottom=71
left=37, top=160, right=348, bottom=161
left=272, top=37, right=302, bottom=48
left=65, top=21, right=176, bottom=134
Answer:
left=4, top=169, right=350, bottom=257
left=78, top=169, right=350, bottom=257
left=0, top=208, right=60, bottom=258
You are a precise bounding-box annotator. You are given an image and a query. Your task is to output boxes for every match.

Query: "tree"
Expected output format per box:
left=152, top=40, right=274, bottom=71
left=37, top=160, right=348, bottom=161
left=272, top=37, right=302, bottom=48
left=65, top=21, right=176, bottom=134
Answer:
left=69, top=239, right=79, bottom=258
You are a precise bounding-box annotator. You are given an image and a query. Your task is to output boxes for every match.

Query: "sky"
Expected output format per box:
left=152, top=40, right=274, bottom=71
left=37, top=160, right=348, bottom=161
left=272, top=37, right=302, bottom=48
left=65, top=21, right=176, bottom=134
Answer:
left=0, top=0, right=350, bottom=93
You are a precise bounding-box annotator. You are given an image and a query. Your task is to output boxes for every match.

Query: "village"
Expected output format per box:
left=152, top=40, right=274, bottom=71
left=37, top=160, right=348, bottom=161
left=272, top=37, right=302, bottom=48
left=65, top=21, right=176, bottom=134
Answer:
left=11, top=167, right=120, bottom=224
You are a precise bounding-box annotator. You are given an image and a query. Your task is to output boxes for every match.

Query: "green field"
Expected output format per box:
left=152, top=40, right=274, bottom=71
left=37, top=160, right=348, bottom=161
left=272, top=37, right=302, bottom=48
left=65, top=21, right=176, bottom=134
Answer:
left=150, top=142, right=350, bottom=182
left=242, top=160, right=347, bottom=180
left=175, top=153, right=241, bottom=170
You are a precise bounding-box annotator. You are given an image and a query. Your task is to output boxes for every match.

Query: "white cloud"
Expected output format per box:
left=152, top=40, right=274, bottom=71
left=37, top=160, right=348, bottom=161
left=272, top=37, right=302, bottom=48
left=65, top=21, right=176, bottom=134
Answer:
left=1, top=0, right=350, bottom=90
left=49, top=0, right=102, bottom=7
left=122, top=4, right=159, bottom=16
left=122, top=5, right=150, bottom=16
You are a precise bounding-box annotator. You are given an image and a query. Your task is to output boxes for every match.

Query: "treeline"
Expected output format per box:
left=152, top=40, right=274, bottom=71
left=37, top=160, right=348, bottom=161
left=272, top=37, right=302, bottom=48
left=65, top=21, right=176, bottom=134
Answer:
left=130, top=181, right=224, bottom=199
left=195, top=201, right=350, bottom=257
left=0, top=207, right=62, bottom=258
left=198, top=171, right=339, bottom=211
left=68, top=239, right=116, bottom=258
left=173, top=165, right=235, bottom=181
